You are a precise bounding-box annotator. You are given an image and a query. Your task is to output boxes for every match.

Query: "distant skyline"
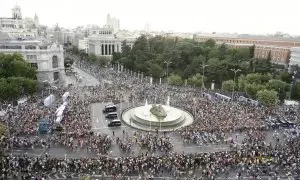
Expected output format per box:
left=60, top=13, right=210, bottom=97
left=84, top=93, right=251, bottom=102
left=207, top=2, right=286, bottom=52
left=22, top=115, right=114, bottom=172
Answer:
left=1, top=0, right=300, bottom=35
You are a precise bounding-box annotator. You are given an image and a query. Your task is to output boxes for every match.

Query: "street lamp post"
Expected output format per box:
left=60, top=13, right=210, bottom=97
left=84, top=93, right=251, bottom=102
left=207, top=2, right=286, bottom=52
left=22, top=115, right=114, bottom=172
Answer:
left=164, top=61, right=172, bottom=84
left=230, top=68, right=241, bottom=100
left=199, top=62, right=209, bottom=94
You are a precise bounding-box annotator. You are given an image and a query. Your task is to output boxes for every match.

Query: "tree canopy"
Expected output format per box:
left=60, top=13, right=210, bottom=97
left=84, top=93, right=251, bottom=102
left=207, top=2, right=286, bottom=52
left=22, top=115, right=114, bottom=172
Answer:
left=0, top=53, right=37, bottom=101
left=113, top=36, right=273, bottom=88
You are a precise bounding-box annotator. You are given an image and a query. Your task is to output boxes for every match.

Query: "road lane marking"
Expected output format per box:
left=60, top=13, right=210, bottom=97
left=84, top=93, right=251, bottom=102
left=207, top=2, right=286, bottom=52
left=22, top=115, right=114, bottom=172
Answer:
left=91, top=126, right=127, bottom=130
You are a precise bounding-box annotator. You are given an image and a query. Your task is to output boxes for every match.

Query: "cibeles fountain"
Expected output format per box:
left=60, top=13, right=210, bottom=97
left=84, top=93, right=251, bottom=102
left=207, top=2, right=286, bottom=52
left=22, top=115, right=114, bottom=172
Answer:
left=121, top=96, right=194, bottom=131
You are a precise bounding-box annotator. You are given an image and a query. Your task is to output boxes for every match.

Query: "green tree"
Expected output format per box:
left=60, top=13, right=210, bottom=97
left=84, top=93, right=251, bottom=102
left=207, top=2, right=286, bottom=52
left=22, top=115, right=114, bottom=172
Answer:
left=168, top=74, right=183, bottom=85
left=71, top=46, right=79, bottom=54
left=187, top=73, right=205, bottom=87
left=251, top=58, right=272, bottom=74
left=222, top=80, right=235, bottom=92
left=266, top=79, right=289, bottom=101
left=249, top=45, right=255, bottom=58
left=266, top=79, right=288, bottom=92
left=96, top=56, right=109, bottom=67
left=245, top=73, right=271, bottom=84
left=0, top=53, right=37, bottom=101
left=208, top=49, right=220, bottom=59
left=149, top=63, right=163, bottom=78
left=205, top=39, right=216, bottom=48
left=257, top=89, right=278, bottom=106
left=291, top=82, right=300, bottom=100
left=279, top=71, right=290, bottom=83
left=89, top=54, right=97, bottom=62
left=121, top=40, right=131, bottom=58
left=112, top=52, right=122, bottom=63
left=245, top=83, right=265, bottom=98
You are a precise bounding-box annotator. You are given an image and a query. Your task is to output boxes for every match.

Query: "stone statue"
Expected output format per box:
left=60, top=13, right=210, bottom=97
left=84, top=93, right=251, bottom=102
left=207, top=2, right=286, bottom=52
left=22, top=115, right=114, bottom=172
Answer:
left=150, top=104, right=167, bottom=119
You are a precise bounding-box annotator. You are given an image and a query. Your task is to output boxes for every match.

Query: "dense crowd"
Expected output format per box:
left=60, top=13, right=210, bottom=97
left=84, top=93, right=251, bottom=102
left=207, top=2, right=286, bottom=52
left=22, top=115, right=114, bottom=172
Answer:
left=0, top=52, right=299, bottom=179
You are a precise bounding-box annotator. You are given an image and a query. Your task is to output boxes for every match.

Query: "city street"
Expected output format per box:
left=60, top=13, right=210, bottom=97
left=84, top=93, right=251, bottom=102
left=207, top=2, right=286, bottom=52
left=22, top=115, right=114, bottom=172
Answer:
left=64, top=67, right=100, bottom=87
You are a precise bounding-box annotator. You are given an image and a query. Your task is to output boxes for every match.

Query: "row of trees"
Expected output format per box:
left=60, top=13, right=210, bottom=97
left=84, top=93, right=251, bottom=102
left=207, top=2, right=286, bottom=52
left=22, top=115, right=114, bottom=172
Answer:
left=113, top=36, right=275, bottom=87
left=0, top=53, right=37, bottom=101
left=111, top=36, right=300, bottom=105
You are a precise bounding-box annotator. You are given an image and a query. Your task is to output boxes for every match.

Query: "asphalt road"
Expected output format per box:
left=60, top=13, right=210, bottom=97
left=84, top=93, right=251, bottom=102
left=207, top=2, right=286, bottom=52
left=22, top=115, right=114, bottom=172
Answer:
left=64, top=67, right=100, bottom=87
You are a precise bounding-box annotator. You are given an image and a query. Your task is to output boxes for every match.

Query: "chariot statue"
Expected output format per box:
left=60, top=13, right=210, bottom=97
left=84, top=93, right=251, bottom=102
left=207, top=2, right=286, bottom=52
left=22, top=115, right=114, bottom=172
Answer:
left=150, top=104, right=167, bottom=119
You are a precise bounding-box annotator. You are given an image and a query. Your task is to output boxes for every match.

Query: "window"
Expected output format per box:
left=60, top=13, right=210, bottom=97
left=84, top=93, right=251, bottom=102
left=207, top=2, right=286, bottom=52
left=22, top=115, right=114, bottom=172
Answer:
left=26, top=55, right=37, bottom=60
left=25, top=45, right=36, bottom=50
left=30, top=63, right=38, bottom=69
left=52, top=55, right=59, bottom=68
left=53, top=72, right=59, bottom=81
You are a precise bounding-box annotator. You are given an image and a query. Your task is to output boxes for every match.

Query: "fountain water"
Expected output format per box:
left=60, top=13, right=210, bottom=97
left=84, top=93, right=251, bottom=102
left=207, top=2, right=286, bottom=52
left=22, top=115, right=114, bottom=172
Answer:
left=122, top=97, right=194, bottom=131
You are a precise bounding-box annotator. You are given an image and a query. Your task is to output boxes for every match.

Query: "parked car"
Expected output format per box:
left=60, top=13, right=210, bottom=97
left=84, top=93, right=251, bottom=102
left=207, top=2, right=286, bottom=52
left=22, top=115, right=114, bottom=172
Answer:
left=108, top=119, right=122, bottom=127
left=105, top=112, right=118, bottom=119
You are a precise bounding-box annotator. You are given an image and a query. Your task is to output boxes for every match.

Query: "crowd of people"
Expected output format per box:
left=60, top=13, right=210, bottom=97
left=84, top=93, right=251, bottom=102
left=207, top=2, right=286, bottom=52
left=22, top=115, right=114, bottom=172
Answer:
left=0, top=51, right=299, bottom=179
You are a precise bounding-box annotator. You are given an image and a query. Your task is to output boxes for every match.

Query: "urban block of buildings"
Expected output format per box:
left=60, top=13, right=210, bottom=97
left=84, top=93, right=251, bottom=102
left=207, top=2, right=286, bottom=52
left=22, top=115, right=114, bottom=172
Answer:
left=0, top=4, right=65, bottom=84
left=73, top=14, right=136, bottom=58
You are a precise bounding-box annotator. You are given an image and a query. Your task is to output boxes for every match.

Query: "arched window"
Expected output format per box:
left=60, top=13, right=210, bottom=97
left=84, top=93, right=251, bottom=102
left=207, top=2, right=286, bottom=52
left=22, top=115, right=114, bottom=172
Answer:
left=52, top=55, right=58, bottom=68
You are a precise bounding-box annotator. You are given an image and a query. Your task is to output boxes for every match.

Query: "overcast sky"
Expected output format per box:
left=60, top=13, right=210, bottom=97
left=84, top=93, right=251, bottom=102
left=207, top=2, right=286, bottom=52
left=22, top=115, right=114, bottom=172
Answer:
left=1, top=0, right=299, bottom=35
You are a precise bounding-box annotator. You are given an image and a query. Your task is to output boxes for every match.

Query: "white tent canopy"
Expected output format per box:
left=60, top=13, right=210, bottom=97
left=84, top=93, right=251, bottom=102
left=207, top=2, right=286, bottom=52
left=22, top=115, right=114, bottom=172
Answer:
left=44, top=95, right=55, bottom=106
left=55, top=116, right=63, bottom=123
left=55, top=105, right=66, bottom=114
left=62, top=92, right=70, bottom=102
left=56, top=110, right=64, bottom=117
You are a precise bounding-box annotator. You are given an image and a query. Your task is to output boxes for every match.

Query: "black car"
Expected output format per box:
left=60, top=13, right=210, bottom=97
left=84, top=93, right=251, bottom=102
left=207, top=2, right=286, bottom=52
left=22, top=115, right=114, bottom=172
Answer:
left=103, top=105, right=117, bottom=113
left=105, top=112, right=118, bottom=119
left=108, top=119, right=122, bottom=127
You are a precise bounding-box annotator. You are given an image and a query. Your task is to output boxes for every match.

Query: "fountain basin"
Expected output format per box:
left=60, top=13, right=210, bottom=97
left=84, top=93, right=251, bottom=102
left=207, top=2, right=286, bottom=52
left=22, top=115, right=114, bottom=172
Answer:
left=121, top=104, right=194, bottom=131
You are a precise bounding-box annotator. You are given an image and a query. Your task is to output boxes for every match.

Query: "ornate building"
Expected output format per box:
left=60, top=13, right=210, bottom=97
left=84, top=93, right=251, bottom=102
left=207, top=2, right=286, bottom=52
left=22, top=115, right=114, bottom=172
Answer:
left=87, top=28, right=135, bottom=57
left=0, top=4, right=40, bottom=38
left=0, top=5, right=65, bottom=84
left=0, top=4, right=25, bottom=29
left=0, top=32, right=65, bottom=83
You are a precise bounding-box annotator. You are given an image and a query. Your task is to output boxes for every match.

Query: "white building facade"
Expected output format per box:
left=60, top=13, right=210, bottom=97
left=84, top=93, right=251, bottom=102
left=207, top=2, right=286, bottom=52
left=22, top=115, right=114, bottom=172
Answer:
left=0, top=4, right=39, bottom=38
left=78, top=38, right=89, bottom=53
left=289, top=47, right=300, bottom=67
left=87, top=28, right=135, bottom=57
left=0, top=5, right=65, bottom=84
left=0, top=35, right=65, bottom=84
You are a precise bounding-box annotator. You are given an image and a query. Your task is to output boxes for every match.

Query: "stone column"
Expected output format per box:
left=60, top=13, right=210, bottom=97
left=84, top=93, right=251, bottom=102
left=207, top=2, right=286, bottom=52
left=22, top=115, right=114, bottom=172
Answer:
left=103, top=44, right=105, bottom=55
left=99, top=43, right=102, bottom=55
